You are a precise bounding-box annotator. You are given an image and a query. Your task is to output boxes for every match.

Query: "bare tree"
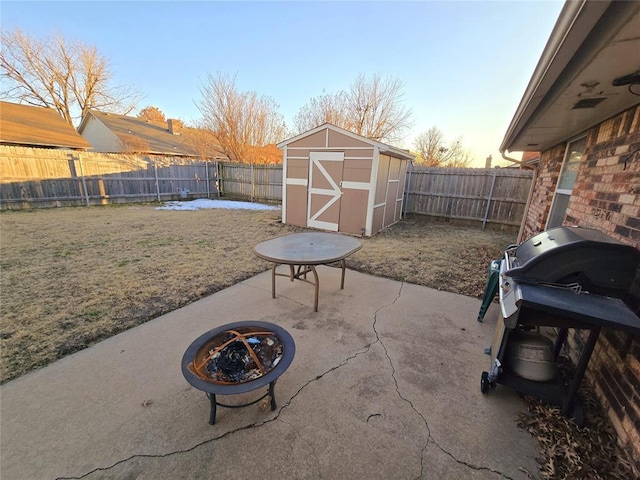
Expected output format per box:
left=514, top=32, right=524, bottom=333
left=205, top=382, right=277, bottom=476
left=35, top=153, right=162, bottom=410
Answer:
left=414, top=126, right=473, bottom=167
left=293, top=90, right=349, bottom=133
left=347, top=73, right=413, bottom=143
left=138, top=106, right=165, bottom=122
left=0, top=28, right=140, bottom=126
left=181, top=121, right=226, bottom=159
left=294, top=73, right=413, bottom=144
left=196, top=73, right=286, bottom=163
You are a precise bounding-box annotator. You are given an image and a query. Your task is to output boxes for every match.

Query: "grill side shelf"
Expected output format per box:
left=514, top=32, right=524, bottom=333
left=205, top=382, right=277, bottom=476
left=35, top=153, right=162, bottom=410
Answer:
left=517, top=283, right=640, bottom=335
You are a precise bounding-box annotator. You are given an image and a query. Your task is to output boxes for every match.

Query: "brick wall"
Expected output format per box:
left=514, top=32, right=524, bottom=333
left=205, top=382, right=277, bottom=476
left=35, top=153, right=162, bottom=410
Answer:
left=519, top=143, right=566, bottom=241
left=565, top=106, right=640, bottom=248
left=520, top=104, right=640, bottom=469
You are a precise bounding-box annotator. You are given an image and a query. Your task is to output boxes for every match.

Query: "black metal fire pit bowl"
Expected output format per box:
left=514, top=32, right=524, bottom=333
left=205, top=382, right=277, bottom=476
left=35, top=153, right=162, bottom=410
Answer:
left=181, top=321, right=295, bottom=425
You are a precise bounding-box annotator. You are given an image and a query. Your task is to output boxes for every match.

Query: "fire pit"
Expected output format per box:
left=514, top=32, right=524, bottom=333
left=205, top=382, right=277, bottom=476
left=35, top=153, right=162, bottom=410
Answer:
left=181, top=321, right=295, bottom=425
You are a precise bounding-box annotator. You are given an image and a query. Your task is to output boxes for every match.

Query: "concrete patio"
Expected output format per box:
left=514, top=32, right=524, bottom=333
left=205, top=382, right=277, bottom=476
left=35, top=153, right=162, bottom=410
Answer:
left=1, top=267, right=541, bottom=479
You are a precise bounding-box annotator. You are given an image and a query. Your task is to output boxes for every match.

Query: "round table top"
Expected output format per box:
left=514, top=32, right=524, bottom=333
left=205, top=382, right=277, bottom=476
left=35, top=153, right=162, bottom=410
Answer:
left=254, top=232, right=362, bottom=265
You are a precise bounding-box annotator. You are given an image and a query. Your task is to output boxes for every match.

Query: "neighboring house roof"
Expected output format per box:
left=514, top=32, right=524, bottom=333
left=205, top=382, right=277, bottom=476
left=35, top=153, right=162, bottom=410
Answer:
left=0, top=101, right=91, bottom=150
left=277, top=123, right=415, bottom=161
left=78, top=110, right=219, bottom=157
left=501, top=0, right=640, bottom=153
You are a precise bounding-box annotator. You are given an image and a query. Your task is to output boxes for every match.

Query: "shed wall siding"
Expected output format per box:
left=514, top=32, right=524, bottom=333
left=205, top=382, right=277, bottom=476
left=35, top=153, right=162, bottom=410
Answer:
left=287, top=159, right=309, bottom=180
left=343, top=157, right=373, bottom=183
left=288, top=131, right=327, bottom=149
left=285, top=184, right=307, bottom=227
left=521, top=104, right=640, bottom=469
left=328, top=130, right=371, bottom=148
left=372, top=205, right=384, bottom=234
left=375, top=156, right=390, bottom=205
left=340, top=189, right=369, bottom=235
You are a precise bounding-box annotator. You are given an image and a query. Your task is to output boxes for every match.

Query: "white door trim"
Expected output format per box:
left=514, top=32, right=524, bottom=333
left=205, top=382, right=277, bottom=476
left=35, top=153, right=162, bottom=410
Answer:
left=307, top=151, right=344, bottom=231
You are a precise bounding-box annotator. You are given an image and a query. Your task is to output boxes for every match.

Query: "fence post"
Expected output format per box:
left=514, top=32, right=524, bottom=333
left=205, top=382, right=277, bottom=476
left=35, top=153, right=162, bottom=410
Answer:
left=154, top=158, right=161, bottom=202
left=251, top=163, right=255, bottom=203
left=403, top=161, right=413, bottom=218
left=482, top=169, right=498, bottom=229
left=216, top=161, right=221, bottom=197
left=204, top=160, right=210, bottom=198
left=73, top=154, right=91, bottom=207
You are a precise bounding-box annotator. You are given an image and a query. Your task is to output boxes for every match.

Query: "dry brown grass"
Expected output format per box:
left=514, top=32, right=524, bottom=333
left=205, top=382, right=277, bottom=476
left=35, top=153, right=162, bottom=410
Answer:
left=0, top=204, right=515, bottom=383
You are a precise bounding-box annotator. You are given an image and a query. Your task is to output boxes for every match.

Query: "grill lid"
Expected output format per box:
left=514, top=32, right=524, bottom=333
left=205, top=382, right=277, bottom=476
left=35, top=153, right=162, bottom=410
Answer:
left=506, top=227, right=640, bottom=292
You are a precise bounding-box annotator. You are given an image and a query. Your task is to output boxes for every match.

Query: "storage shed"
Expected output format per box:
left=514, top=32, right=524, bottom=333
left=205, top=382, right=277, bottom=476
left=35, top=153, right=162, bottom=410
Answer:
left=277, top=124, right=414, bottom=237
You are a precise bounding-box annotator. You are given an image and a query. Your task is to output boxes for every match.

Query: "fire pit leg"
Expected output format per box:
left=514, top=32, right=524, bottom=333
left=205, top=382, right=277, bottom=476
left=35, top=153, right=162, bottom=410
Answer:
left=269, top=380, right=277, bottom=410
left=207, top=393, right=217, bottom=425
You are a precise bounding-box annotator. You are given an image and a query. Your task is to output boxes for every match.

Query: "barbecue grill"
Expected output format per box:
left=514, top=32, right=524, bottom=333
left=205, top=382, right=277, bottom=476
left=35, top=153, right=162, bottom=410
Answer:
left=479, top=226, right=640, bottom=423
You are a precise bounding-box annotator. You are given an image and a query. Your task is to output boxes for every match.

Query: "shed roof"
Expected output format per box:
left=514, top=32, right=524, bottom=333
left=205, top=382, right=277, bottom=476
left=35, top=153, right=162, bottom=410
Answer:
left=501, top=0, right=640, bottom=153
left=278, top=123, right=414, bottom=161
left=0, top=101, right=91, bottom=150
left=78, top=110, right=206, bottom=156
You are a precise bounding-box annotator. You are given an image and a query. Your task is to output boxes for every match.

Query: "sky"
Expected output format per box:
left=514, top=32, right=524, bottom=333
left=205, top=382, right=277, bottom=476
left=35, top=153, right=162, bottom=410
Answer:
left=1, top=0, right=565, bottom=167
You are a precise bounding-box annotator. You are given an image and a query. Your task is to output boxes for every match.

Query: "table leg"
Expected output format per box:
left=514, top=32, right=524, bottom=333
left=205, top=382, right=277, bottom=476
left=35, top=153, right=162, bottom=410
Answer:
left=340, top=259, right=346, bottom=289
left=289, top=265, right=295, bottom=282
left=271, top=263, right=277, bottom=299
left=311, top=265, right=319, bottom=312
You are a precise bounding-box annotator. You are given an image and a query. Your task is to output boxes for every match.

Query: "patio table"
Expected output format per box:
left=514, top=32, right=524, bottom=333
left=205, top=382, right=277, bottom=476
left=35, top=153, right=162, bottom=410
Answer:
left=254, top=232, right=362, bottom=312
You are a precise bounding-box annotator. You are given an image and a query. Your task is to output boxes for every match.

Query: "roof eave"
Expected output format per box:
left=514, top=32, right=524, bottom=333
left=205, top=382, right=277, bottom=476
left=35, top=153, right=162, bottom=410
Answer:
left=1, top=141, right=90, bottom=150
left=500, top=0, right=609, bottom=153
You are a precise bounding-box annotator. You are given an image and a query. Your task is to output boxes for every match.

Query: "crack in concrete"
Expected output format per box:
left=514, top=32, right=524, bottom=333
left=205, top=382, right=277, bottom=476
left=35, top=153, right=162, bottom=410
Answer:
left=371, top=282, right=515, bottom=480
left=56, top=333, right=379, bottom=479
left=58, top=279, right=516, bottom=480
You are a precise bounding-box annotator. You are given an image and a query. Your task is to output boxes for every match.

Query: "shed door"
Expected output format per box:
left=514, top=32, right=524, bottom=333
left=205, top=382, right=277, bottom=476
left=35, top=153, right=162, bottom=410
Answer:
left=307, top=151, right=344, bottom=231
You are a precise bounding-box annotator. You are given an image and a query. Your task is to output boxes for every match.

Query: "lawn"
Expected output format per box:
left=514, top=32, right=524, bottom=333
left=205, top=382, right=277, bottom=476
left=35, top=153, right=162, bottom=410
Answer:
left=0, top=204, right=514, bottom=383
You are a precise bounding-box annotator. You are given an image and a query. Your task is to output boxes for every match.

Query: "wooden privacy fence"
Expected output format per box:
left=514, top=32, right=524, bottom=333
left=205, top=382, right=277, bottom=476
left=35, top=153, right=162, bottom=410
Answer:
left=217, top=163, right=282, bottom=203
left=1, top=148, right=533, bottom=230
left=404, top=166, right=533, bottom=228
left=0, top=149, right=219, bottom=209
left=0, top=147, right=287, bottom=209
